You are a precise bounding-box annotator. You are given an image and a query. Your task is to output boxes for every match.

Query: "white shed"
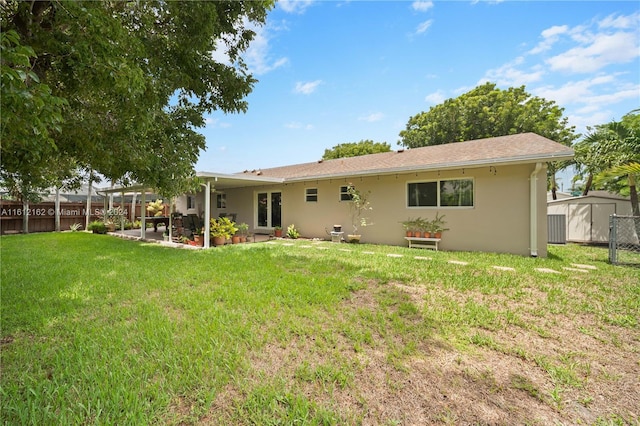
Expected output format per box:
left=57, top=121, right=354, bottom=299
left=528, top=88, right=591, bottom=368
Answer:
left=547, top=191, right=634, bottom=243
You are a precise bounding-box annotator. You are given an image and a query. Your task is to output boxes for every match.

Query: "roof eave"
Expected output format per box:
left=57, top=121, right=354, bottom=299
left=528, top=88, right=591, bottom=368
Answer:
left=284, top=152, right=575, bottom=183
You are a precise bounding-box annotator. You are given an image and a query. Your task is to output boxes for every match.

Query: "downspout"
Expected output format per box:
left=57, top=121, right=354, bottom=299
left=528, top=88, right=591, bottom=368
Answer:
left=530, top=162, right=543, bottom=257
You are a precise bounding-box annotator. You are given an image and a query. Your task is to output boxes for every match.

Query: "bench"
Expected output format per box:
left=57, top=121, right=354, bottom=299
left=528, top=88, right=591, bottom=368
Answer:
left=404, top=236, right=441, bottom=251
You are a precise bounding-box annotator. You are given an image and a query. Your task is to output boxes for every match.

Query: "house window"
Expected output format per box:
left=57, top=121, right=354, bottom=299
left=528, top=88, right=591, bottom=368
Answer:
left=339, top=185, right=353, bottom=201
left=216, top=193, right=226, bottom=209
left=187, top=195, right=195, bottom=210
left=408, top=178, right=474, bottom=207
left=305, top=188, right=318, bottom=202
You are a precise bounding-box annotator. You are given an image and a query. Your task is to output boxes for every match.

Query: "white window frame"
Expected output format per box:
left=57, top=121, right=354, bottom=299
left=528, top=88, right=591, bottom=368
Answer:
left=187, top=195, right=196, bottom=210
left=305, top=187, right=318, bottom=202
left=407, top=177, right=474, bottom=208
left=339, top=185, right=352, bottom=202
left=216, top=193, right=226, bottom=209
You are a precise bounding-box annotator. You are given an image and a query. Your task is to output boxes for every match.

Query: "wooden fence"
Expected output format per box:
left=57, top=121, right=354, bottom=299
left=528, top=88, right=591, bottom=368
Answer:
left=0, top=201, right=168, bottom=234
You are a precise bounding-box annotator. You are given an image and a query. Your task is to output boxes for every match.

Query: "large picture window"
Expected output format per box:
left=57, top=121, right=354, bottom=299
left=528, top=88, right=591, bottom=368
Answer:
left=408, top=178, right=473, bottom=207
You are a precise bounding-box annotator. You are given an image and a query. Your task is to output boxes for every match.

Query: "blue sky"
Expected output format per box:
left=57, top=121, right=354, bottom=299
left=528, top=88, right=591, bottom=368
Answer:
left=197, top=0, right=640, bottom=190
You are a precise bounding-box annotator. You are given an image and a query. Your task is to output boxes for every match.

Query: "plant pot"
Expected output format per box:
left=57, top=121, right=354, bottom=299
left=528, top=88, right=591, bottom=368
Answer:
left=274, top=229, right=282, bottom=238
left=414, top=231, right=423, bottom=238
left=213, top=236, right=226, bottom=246
left=433, top=232, right=442, bottom=239
left=405, top=231, right=413, bottom=237
left=347, top=234, right=361, bottom=243
left=193, top=234, right=204, bottom=246
left=232, top=235, right=241, bottom=244
left=240, top=235, right=247, bottom=243
left=106, top=223, right=116, bottom=232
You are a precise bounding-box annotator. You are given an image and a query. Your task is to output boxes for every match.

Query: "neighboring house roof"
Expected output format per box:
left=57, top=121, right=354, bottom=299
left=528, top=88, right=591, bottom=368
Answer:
left=239, top=133, right=574, bottom=181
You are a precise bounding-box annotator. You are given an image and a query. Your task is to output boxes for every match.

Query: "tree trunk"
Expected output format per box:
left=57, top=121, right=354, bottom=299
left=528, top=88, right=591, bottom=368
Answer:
left=582, top=174, right=593, bottom=196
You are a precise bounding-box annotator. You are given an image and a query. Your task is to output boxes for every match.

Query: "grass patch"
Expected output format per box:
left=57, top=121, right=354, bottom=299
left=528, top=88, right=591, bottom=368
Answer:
left=1, top=233, right=639, bottom=424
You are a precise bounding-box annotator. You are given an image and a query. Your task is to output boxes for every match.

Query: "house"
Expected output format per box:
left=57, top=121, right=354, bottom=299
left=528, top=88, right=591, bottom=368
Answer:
left=174, top=133, right=573, bottom=256
left=547, top=191, right=636, bottom=244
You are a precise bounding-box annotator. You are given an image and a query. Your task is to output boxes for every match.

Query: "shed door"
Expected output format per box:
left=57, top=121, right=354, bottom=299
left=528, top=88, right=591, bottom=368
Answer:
left=591, top=203, right=615, bottom=243
left=568, top=204, right=590, bottom=242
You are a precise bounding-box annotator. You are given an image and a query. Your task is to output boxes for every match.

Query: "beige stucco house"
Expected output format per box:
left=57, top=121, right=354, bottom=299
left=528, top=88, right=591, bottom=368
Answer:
left=176, top=133, right=574, bottom=256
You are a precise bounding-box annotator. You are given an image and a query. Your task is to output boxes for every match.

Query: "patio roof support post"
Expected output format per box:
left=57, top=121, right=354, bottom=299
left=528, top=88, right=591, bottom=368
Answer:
left=141, top=191, right=146, bottom=240
left=120, top=190, right=125, bottom=231
left=55, top=187, right=61, bottom=232
left=204, top=181, right=211, bottom=248
left=530, top=162, right=543, bottom=257
left=168, top=197, right=173, bottom=242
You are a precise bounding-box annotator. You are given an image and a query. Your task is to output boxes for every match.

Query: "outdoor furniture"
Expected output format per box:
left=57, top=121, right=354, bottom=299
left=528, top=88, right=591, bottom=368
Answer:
left=139, top=216, right=169, bottom=232
left=404, top=236, right=441, bottom=251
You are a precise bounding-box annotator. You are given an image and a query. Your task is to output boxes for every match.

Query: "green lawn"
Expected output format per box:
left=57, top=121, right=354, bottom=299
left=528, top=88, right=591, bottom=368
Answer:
left=1, top=233, right=638, bottom=425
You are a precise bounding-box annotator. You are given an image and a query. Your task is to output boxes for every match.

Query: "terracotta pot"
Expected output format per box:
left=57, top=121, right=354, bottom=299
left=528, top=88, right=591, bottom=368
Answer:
left=406, top=231, right=413, bottom=237
left=434, top=232, right=442, bottom=238
left=414, top=231, right=422, bottom=238
left=232, top=235, right=240, bottom=244
left=193, top=234, right=204, bottom=246
left=213, top=236, right=225, bottom=246
left=274, top=229, right=282, bottom=237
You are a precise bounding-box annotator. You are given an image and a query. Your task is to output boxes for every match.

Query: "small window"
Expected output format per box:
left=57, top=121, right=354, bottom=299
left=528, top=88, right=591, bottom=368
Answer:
left=305, top=188, right=318, bottom=202
left=216, top=193, right=226, bottom=209
left=187, top=195, right=195, bottom=210
left=339, top=185, right=352, bottom=201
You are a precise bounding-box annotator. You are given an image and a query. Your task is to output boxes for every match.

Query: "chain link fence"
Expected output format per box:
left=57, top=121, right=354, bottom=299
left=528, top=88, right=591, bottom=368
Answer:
left=609, top=215, right=640, bottom=266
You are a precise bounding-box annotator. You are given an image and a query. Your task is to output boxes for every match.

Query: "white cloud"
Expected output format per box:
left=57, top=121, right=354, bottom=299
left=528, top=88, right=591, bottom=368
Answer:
left=241, top=20, right=289, bottom=76
left=358, top=112, right=384, bottom=122
left=279, top=0, right=315, bottom=14
left=424, top=90, right=445, bottom=104
left=528, top=25, right=568, bottom=55
left=285, top=122, right=314, bottom=130
left=546, top=31, right=639, bottom=73
left=294, top=80, right=323, bottom=95
left=415, top=19, right=433, bottom=35
left=204, top=117, right=231, bottom=128
left=482, top=57, right=545, bottom=86
left=412, top=1, right=433, bottom=12
left=599, top=11, right=640, bottom=30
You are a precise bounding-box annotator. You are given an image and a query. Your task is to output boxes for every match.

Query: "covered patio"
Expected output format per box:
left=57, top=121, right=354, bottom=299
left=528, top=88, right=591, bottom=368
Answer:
left=101, top=172, right=283, bottom=248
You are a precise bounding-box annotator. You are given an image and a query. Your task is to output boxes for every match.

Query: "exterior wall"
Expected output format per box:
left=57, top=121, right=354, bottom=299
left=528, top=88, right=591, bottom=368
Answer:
left=213, top=163, right=546, bottom=256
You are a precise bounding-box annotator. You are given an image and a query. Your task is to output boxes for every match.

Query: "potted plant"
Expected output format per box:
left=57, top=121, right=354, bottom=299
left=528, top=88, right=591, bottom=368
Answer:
left=274, top=226, right=283, bottom=238
left=400, top=218, right=415, bottom=237
left=431, top=212, right=448, bottom=238
left=346, top=184, right=372, bottom=243
left=210, top=217, right=237, bottom=246
left=193, top=228, right=204, bottom=246
left=237, top=223, right=249, bottom=243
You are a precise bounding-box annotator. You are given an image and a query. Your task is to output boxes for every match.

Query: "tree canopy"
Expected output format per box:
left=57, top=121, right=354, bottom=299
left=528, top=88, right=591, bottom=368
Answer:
left=1, top=0, right=274, bottom=198
left=322, top=140, right=391, bottom=160
left=573, top=110, right=640, bottom=217
left=398, top=83, right=577, bottom=148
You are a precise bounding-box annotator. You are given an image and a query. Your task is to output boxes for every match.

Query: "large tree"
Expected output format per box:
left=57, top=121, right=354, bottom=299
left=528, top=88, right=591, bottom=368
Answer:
left=1, top=0, right=274, bottom=198
left=322, top=140, right=391, bottom=160
left=398, top=83, right=578, bottom=198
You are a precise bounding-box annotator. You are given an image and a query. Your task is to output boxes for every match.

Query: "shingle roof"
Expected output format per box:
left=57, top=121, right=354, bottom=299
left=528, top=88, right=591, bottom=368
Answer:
left=239, top=133, right=574, bottom=181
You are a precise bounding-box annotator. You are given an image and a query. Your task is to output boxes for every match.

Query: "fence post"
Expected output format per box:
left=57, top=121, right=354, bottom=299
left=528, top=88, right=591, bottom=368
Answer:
left=608, top=214, right=616, bottom=264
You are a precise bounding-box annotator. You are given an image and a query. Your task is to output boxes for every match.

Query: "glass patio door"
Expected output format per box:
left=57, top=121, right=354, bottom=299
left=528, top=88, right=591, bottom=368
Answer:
left=256, top=191, right=281, bottom=229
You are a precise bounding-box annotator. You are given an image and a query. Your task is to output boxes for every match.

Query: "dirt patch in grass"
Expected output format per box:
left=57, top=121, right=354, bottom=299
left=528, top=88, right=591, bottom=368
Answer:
left=202, top=277, right=639, bottom=425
